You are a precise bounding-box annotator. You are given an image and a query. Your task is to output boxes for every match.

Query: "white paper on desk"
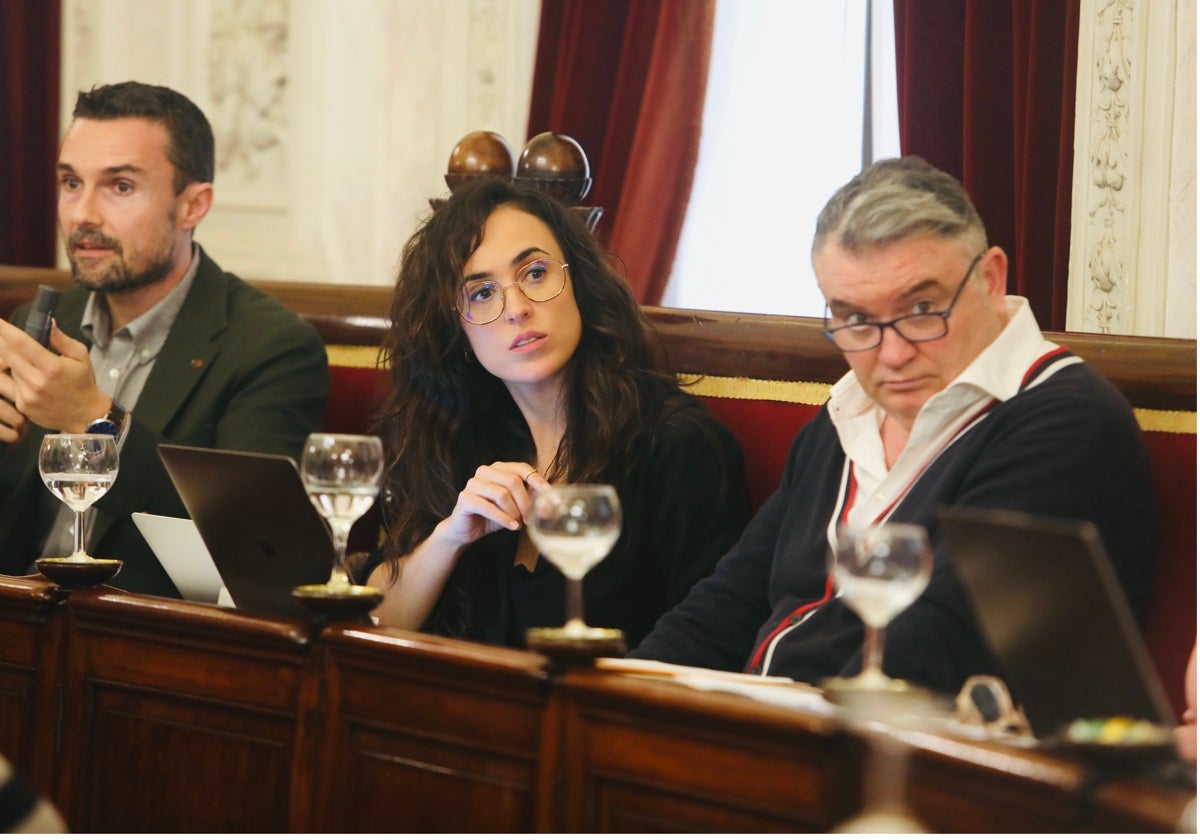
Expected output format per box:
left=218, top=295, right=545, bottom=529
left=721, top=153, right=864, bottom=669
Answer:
left=132, top=512, right=229, bottom=604
left=596, top=658, right=834, bottom=713
left=674, top=676, right=836, bottom=714
left=596, top=657, right=794, bottom=684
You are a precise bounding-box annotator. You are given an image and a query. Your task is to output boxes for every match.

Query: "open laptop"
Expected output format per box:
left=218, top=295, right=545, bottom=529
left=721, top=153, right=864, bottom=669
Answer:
left=132, top=511, right=227, bottom=603
left=156, top=444, right=334, bottom=619
left=939, top=506, right=1177, bottom=740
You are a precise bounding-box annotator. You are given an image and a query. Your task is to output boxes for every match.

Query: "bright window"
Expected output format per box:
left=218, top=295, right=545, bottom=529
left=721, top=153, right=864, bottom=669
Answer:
left=662, top=0, right=900, bottom=317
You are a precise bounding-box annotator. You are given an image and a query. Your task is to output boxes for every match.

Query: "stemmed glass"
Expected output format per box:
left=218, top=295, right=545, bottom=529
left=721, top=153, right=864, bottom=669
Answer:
left=298, top=433, right=384, bottom=592
left=525, top=484, right=627, bottom=655
left=827, top=522, right=933, bottom=690
left=36, top=433, right=123, bottom=587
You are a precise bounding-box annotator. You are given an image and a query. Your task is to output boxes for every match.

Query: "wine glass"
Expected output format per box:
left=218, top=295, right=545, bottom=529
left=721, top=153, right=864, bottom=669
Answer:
left=827, top=522, right=933, bottom=690
left=525, top=484, right=626, bottom=654
left=299, top=433, right=384, bottom=592
left=38, top=433, right=119, bottom=563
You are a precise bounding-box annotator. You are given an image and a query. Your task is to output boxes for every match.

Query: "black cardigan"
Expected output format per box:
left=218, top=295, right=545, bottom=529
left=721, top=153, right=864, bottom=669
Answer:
left=631, top=361, right=1157, bottom=696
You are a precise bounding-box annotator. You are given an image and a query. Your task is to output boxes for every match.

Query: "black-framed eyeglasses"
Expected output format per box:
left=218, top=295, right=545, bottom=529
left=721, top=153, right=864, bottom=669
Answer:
left=822, top=250, right=987, bottom=352
left=456, top=259, right=570, bottom=325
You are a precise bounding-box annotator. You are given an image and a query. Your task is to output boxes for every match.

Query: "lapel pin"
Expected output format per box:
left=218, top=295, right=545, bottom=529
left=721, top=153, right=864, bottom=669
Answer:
left=191, top=359, right=204, bottom=369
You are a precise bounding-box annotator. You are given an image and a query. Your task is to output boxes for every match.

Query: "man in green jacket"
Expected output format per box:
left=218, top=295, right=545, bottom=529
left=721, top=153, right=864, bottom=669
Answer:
left=0, top=82, right=329, bottom=597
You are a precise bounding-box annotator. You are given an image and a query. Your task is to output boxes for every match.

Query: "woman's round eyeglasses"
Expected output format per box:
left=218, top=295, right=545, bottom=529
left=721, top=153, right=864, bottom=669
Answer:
left=456, top=259, right=570, bottom=325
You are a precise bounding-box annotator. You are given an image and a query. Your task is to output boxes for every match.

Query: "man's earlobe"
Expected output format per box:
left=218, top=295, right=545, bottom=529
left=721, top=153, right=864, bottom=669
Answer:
left=982, top=246, right=1009, bottom=297
left=179, top=182, right=214, bottom=231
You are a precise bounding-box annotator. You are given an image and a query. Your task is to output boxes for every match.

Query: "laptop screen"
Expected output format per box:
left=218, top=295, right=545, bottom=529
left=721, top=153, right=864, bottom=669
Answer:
left=939, top=506, right=1175, bottom=739
left=157, top=444, right=334, bottom=619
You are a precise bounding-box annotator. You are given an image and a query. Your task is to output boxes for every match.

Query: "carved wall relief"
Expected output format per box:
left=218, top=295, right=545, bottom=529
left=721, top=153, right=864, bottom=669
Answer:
left=1070, top=0, right=1195, bottom=338
left=209, top=0, right=289, bottom=197
left=1084, top=0, right=1133, bottom=333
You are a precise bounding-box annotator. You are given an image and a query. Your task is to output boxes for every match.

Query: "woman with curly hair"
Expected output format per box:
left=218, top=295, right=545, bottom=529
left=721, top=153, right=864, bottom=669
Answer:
left=363, top=178, right=750, bottom=648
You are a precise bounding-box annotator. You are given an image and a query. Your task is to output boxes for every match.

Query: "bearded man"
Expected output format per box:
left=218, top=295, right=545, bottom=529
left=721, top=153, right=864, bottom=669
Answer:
left=0, top=82, right=329, bottom=596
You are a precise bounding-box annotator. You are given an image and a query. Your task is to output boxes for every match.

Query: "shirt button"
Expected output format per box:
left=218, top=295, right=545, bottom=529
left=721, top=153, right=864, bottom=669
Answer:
left=108, top=368, right=120, bottom=379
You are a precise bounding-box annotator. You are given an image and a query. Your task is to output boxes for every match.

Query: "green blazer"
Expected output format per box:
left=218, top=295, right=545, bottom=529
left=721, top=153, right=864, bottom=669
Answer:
left=0, top=247, right=331, bottom=596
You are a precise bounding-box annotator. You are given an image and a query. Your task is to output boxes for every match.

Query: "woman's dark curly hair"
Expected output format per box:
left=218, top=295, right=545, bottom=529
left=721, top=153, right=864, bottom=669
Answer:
left=375, top=177, right=688, bottom=574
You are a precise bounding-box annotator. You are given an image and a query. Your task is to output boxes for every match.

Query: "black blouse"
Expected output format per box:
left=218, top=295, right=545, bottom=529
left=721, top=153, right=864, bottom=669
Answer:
left=367, top=397, right=751, bottom=649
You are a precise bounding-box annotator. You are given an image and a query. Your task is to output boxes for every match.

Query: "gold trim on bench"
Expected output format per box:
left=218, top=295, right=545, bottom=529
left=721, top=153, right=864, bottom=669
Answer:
left=1134, top=408, right=1197, bottom=435
left=326, top=355, right=1196, bottom=436
left=327, top=345, right=383, bottom=369
left=679, top=374, right=831, bottom=406
left=679, top=374, right=1196, bottom=435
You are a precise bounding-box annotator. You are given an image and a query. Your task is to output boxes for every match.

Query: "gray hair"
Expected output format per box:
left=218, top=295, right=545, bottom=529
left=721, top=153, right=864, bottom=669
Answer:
left=813, top=156, right=987, bottom=258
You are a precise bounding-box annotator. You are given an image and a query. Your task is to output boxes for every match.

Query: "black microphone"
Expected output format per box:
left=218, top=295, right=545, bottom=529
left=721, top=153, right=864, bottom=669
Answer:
left=1, top=285, right=62, bottom=454
left=23, top=285, right=61, bottom=346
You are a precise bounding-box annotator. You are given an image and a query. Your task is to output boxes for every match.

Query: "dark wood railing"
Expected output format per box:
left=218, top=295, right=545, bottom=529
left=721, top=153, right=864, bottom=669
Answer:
left=0, top=266, right=1194, bottom=411
left=0, top=579, right=1192, bottom=832
left=0, top=266, right=1194, bottom=832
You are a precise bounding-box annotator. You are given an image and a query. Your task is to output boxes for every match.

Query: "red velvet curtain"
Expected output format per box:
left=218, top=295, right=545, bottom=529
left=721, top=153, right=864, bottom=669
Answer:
left=894, top=0, right=1079, bottom=331
left=527, top=0, right=714, bottom=304
left=0, top=0, right=61, bottom=267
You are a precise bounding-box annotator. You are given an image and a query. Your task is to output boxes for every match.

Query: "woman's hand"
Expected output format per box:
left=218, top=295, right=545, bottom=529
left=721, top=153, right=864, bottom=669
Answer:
left=368, top=461, right=550, bottom=631
left=437, top=461, right=550, bottom=547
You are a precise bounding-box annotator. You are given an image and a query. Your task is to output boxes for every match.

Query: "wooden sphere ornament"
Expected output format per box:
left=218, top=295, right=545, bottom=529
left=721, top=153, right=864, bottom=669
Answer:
left=516, top=132, right=593, bottom=203
left=445, top=131, right=516, bottom=191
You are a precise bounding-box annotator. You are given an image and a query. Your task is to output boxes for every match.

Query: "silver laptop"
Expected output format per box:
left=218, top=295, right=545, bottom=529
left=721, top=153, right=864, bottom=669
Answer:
left=157, top=444, right=334, bottom=619
left=939, top=506, right=1176, bottom=740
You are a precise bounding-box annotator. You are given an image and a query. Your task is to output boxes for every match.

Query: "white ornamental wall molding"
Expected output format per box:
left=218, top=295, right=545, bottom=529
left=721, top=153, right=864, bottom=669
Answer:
left=1085, top=0, right=1134, bottom=333
left=466, top=0, right=509, bottom=130
left=64, top=0, right=98, bottom=91
left=209, top=0, right=289, bottom=202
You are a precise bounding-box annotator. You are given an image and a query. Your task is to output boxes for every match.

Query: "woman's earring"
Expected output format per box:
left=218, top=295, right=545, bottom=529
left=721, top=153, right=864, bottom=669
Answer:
left=463, top=348, right=476, bottom=364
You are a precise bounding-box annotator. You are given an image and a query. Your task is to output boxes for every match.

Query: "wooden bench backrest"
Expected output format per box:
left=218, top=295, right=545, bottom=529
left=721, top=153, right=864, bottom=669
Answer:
left=0, top=267, right=1194, bottom=712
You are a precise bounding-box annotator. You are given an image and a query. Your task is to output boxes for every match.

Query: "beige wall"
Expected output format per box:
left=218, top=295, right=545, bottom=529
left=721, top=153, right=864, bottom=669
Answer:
left=60, top=0, right=540, bottom=290
left=60, top=0, right=1195, bottom=338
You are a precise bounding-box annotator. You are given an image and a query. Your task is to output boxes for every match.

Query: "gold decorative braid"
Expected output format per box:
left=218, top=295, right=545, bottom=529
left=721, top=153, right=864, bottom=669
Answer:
left=677, top=373, right=1195, bottom=435
left=679, top=374, right=831, bottom=406
left=327, top=345, right=383, bottom=369
left=1134, top=408, right=1197, bottom=435
left=323, top=355, right=1195, bottom=436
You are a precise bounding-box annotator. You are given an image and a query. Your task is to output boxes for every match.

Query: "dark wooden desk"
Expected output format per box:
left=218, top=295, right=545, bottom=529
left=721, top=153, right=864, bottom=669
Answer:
left=0, top=579, right=1191, bottom=832
left=0, top=575, right=63, bottom=795
left=313, top=625, right=557, bottom=832
left=51, top=588, right=317, bottom=832
left=558, top=668, right=861, bottom=831
left=557, top=668, right=1195, bottom=832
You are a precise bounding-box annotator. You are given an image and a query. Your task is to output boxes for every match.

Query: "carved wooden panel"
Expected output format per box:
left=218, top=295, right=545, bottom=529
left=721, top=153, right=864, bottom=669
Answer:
left=72, top=689, right=298, bottom=832
left=559, top=671, right=862, bottom=832
left=905, top=737, right=1084, bottom=832
left=0, top=580, right=1191, bottom=832
left=314, top=628, right=555, bottom=832
left=0, top=577, right=65, bottom=794
left=54, top=591, right=316, bottom=832
left=559, top=669, right=1194, bottom=833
